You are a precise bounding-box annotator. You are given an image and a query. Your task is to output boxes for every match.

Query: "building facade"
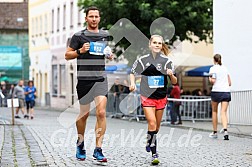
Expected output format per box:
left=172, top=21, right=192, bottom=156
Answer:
left=29, top=0, right=84, bottom=107
left=0, top=1, right=29, bottom=83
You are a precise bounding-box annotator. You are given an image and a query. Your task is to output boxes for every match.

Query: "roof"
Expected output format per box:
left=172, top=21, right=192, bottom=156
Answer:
left=0, top=2, right=28, bottom=29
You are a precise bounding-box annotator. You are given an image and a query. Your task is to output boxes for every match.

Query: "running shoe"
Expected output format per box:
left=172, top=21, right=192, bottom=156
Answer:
left=151, top=153, right=160, bottom=165
left=76, top=141, right=86, bottom=160
left=146, top=144, right=151, bottom=152
left=220, top=128, right=224, bottom=134
left=93, top=148, right=107, bottom=163
left=209, top=132, right=218, bottom=139
left=223, top=131, right=229, bottom=140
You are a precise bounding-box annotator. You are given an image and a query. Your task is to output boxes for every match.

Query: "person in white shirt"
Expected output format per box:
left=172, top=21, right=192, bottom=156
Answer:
left=208, top=54, right=231, bottom=140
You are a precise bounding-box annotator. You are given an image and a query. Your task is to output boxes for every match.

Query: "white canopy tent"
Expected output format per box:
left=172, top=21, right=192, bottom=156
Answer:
left=170, top=52, right=213, bottom=68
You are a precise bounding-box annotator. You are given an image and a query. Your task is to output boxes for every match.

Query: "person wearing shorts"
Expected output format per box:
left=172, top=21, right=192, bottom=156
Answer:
left=130, top=35, right=177, bottom=165
left=65, top=6, right=113, bottom=164
left=13, top=80, right=27, bottom=119
left=25, top=80, right=36, bottom=119
left=208, top=54, right=232, bottom=140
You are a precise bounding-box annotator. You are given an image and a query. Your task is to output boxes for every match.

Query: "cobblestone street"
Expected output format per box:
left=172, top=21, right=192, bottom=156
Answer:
left=0, top=107, right=252, bottom=166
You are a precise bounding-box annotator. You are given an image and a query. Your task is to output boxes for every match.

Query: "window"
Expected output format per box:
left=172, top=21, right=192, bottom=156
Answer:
left=40, top=15, right=42, bottom=36
left=57, top=7, right=60, bottom=32
left=52, top=65, right=58, bottom=96
left=78, top=7, right=82, bottom=25
left=44, top=14, right=48, bottom=35
left=32, top=18, right=35, bottom=37
left=51, top=9, right=54, bottom=33
left=60, top=65, right=66, bottom=96
left=70, top=2, right=73, bottom=28
left=63, top=4, right=66, bottom=30
left=35, top=17, right=38, bottom=36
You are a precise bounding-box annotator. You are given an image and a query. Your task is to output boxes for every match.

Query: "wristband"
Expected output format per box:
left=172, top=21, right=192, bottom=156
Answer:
left=76, top=49, right=81, bottom=55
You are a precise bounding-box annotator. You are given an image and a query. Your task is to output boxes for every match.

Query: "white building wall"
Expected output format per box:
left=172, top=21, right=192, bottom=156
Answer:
left=50, top=0, right=84, bottom=108
left=29, top=0, right=51, bottom=106
left=214, top=0, right=252, bottom=91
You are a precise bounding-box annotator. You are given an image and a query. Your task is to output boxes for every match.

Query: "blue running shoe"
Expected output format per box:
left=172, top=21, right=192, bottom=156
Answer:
left=151, top=153, right=160, bottom=165
left=76, top=141, right=86, bottom=161
left=93, top=148, right=107, bottom=163
left=146, top=144, right=151, bottom=152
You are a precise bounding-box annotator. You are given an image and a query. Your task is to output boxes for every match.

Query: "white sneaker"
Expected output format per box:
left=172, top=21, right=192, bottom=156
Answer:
left=209, top=132, right=218, bottom=139
left=220, top=128, right=224, bottom=134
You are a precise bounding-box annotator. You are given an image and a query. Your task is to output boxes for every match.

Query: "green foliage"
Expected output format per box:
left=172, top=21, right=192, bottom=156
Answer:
left=78, top=0, right=213, bottom=65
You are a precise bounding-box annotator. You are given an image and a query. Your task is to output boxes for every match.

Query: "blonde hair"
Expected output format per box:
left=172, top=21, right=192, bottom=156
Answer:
left=149, top=35, right=170, bottom=56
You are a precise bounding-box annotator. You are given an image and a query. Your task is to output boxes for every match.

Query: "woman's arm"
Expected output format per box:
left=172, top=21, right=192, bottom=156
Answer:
left=129, top=74, right=136, bottom=92
left=228, top=74, right=231, bottom=86
left=167, top=69, right=177, bottom=85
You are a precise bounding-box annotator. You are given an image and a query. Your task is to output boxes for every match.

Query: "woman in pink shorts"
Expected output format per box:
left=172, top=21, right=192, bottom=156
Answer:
left=130, top=35, right=177, bottom=165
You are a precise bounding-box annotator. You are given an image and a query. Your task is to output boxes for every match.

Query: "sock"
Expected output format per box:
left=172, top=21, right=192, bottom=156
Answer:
left=224, top=129, right=227, bottom=132
left=77, top=138, right=84, bottom=146
left=95, top=147, right=101, bottom=150
left=214, top=131, right=217, bottom=134
left=147, top=131, right=157, bottom=155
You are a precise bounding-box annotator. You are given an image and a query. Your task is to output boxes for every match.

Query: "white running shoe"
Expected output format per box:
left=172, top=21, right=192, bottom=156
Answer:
left=209, top=132, right=218, bottom=139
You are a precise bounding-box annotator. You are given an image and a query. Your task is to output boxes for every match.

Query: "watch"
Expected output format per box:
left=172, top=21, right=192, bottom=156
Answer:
left=76, top=49, right=81, bottom=55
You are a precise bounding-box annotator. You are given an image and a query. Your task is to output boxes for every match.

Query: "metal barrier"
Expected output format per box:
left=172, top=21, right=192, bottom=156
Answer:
left=180, top=95, right=211, bottom=122
left=107, top=93, right=145, bottom=121
left=229, top=90, right=252, bottom=125
left=107, top=93, right=212, bottom=122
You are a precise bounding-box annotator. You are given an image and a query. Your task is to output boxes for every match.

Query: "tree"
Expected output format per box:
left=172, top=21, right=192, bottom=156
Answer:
left=78, top=0, right=213, bottom=66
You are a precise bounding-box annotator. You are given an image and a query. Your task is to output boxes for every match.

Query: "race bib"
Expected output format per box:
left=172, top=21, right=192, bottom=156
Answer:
left=89, top=42, right=106, bottom=55
left=148, top=76, right=164, bottom=88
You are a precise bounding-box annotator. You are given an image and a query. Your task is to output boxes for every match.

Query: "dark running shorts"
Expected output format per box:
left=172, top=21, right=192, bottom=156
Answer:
left=76, top=78, right=108, bottom=105
left=211, top=92, right=231, bottom=103
left=26, top=100, right=35, bottom=109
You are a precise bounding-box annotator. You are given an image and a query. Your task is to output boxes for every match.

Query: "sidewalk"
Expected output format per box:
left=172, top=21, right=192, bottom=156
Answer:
left=162, top=120, right=252, bottom=139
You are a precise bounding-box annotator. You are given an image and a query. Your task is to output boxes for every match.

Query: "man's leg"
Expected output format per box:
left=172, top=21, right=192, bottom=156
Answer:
left=15, top=107, right=20, bottom=118
left=76, top=104, right=90, bottom=142
left=94, top=96, right=107, bottom=147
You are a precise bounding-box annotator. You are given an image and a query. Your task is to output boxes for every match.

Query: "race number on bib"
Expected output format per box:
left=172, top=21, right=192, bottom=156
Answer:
left=89, top=42, right=106, bottom=55
left=148, top=76, right=164, bottom=88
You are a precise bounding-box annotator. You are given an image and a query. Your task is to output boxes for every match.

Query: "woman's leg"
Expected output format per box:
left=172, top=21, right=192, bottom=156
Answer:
left=220, top=101, right=229, bottom=129
left=143, top=107, right=157, bottom=154
left=155, top=109, right=164, bottom=133
left=144, top=107, right=157, bottom=131
left=211, top=101, right=219, bottom=131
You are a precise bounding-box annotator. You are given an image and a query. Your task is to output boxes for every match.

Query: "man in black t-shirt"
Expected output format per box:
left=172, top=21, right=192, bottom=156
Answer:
left=65, top=6, right=113, bottom=164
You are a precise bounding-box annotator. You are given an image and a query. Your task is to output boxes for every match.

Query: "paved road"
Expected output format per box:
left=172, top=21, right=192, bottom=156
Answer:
left=0, top=108, right=252, bottom=166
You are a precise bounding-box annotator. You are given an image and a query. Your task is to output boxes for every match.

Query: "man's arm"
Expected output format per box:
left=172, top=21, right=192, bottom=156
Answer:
left=12, top=87, right=17, bottom=98
left=65, top=47, right=79, bottom=60
left=65, top=43, right=90, bottom=60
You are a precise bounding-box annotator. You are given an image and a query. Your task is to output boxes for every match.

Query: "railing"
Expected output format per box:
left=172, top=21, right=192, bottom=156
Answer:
left=178, top=95, right=212, bottom=122
left=107, top=93, right=212, bottom=122
left=229, top=90, right=252, bottom=125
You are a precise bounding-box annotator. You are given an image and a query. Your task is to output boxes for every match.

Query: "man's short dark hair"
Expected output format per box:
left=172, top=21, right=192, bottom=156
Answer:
left=85, top=6, right=100, bottom=16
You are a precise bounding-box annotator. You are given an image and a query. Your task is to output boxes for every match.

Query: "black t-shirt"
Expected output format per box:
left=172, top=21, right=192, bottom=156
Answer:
left=69, top=29, right=109, bottom=81
left=131, top=53, right=175, bottom=99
